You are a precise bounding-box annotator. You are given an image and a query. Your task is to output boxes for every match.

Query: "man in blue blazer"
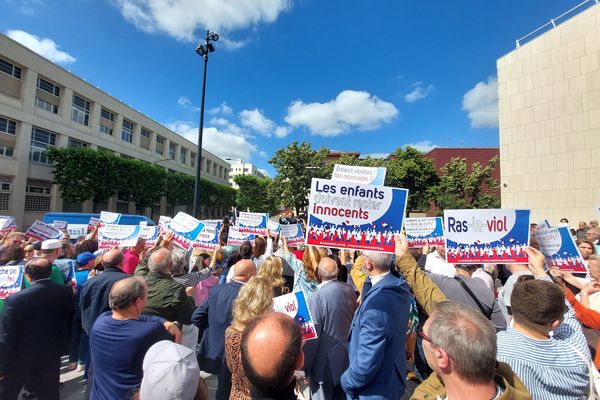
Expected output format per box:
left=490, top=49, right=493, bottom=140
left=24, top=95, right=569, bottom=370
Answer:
left=192, top=259, right=256, bottom=400
left=341, top=250, right=410, bottom=399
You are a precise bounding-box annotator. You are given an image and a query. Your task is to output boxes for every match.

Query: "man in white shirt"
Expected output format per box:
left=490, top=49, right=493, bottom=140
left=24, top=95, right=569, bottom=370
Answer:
left=425, top=245, right=455, bottom=278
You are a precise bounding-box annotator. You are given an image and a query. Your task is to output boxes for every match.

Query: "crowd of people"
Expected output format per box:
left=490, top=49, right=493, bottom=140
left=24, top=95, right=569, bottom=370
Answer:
left=0, top=213, right=599, bottom=400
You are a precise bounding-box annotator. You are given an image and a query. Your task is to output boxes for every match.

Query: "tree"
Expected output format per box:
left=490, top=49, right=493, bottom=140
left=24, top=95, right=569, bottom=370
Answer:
left=435, top=156, right=500, bottom=210
left=234, top=175, right=277, bottom=213
left=269, top=141, right=328, bottom=213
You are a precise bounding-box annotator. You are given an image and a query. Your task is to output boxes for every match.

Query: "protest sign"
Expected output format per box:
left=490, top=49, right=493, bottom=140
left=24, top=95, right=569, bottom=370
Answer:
left=98, top=224, right=142, bottom=249
left=227, top=226, right=255, bottom=246
left=192, top=223, right=221, bottom=251
left=272, top=291, right=317, bottom=341
left=140, top=225, right=159, bottom=248
left=0, top=266, right=23, bottom=299
left=237, top=212, right=268, bottom=235
left=405, top=217, right=444, bottom=248
left=267, top=220, right=281, bottom=236
left=536, top=226, right=587, bottom=273
left=167, top=212, right=205, bottom=251
left=53, top=220, right=68, bottom=230
left=25, top=220, right=62, bottom=241
left=444, top=209, right=530, bottom=264
left=281, top=224, right=304, bottom=247
left=100, top=211, right=122, bottom=225
left=157, top=215, right=172, bottom=234
left=305, top=178, right=408, bottom=253
left=87, top=217, right=100, bottom=231
left=332, top=164, right=387, bottom=186
left=0, top=217, right=16, bottom=234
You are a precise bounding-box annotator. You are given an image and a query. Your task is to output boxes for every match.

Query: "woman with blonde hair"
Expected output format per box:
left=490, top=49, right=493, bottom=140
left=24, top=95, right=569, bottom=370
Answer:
left=257, top=256, right=289, bottom=297
left=224, top=276, right=274, bottom=400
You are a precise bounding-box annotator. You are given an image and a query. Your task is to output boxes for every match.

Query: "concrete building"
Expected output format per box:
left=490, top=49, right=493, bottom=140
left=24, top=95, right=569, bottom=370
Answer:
left=497, top=1, right=600, bottom=224
left=0, top=33, right=231, bottom=228
left=227, top=159, right=268, bottom=188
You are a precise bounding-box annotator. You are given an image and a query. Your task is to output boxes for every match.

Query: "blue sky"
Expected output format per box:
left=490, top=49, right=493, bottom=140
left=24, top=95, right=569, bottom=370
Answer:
left=0, top=0, right=583, bottom=176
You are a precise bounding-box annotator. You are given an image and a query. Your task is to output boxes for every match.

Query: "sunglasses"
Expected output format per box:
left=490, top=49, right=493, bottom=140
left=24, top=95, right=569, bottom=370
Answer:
left=417, top=328, right=432, bottom=343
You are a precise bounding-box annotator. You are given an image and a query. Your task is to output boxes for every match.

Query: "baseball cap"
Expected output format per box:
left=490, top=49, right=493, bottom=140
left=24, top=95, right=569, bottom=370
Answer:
left=41, top=239, right=62, bottom=250
left=76, top=252, right=96, bottom=266
left=139, top=340, right=200, bottom=400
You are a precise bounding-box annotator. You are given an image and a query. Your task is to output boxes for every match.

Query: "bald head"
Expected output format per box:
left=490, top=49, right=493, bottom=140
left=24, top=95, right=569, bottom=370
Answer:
left=102, top=249, right=124, bottom=268
left=234, top=259, right=257, bottom=282
left=109, top=277, right=147, bottom=311
left=241, top=313, right=303, bottom=394
left=148, top=248, right=172, bottom=274
left=318, top=257, right=338, bottom=281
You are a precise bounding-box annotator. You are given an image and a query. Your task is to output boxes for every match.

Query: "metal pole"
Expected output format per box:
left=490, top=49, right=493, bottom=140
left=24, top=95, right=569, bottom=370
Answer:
left=193, top=30, right=210, bottom=219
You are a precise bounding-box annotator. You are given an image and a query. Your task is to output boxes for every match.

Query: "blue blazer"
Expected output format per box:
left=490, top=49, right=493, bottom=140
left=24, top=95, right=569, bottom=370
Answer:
left=340, top=272, right=410, bottom=400
left=192, top=280, right=243, bottom=374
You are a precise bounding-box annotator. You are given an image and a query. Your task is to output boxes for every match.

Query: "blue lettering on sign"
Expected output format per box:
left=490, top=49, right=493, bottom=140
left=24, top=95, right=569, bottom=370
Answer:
left=448, top=216, right=509, bottom=233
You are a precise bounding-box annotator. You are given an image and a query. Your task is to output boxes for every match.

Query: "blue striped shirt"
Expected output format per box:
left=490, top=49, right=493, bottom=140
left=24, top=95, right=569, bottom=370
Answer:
left=497, top=278, right=590, bottom=400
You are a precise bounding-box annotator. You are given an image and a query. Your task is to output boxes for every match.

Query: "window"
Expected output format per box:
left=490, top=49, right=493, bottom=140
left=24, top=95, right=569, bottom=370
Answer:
left=0, top=178, right=10, bottom=211
left=0, top=145, right=14, bottom=157
left=100, top=124, right=113, bottom=136
left=62, top=200, right=82, bottom=212
left=37, top=78, right=60, bottom=97
left=35, top=97, right=59, bottom=114
left=156, top=135, right=165, bottom=155
left=25, top=183, right=51, bottom=211
left=71, top=94, right=91, bottom=126
left=140, top=128, right=151, bottom=150
left=100, top=108, right=114, bottom=121
left=30, top=127, right=56, bottom=164
left=191, top=151, right=196, bottom=168
left=68, top=137, right=88, bottom=148
left=180, top=147, right=187, bottom=164
left=0, top=58, right=21, bottom=80
left=205, top=160, right=211, bottom=173
left=122, top=119, right=134, bottom=143
left=169, top=142, right=176, bottom=160
left=0, top=117, right=16, bottom=135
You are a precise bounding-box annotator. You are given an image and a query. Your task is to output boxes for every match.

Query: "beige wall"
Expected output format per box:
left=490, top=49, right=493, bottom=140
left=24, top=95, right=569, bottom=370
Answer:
left=498, top=4, right=600, bottom=225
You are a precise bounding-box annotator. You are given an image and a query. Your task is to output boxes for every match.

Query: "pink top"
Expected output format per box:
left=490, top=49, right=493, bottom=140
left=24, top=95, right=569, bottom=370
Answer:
left=194, top=275, right=219, bottom=306
left=122, top=249, right=140, bottom=275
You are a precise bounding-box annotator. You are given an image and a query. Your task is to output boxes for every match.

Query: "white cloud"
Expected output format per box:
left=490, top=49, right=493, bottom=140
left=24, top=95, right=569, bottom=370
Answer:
left=239, top=109, right=275, bottom=136
left=404, top=82, right=433, bottom=103
left=462, top=77, right=499, bottom=129
left=177, top=96, right=200, bottom=112
left=274, top=126, right=289, bottom=138
left=220, top=37, right=250, bottom=50
left=285, top=90, right=398, bottom=137
left=6, top=30, right=75, bottom=64
left=208, top=102, right=233, bottom=115
left=404, top=140, right=439, bottom=153
left=114, top=0, right=291, bottom=43
left=166, top=120, right=257, bottom=161
left=360, top=153, right=390, bottom=159
left=258, top=151, right=267, bottom=158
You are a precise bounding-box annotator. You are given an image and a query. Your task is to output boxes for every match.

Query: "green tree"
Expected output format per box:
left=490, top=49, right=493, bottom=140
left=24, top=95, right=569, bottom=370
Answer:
left=234, top=175, right=277, bottom=213
left=269, top=141, right=328, bottom=213
left=435, top=156, right=500, bottom=210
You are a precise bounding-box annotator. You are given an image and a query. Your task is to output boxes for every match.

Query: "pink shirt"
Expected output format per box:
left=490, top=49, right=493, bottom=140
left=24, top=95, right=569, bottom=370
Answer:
left=122, top=249, right=140, bottom=275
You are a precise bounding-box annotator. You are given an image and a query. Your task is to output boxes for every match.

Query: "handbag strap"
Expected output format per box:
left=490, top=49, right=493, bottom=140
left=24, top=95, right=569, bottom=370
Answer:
left=453, top=277, right=492, bottom=319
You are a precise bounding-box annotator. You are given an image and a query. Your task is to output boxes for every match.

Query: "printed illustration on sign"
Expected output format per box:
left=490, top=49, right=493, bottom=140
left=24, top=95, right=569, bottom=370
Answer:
left=405, top=217, right=444, bottom=248
left=444, top=209, right=531, bottom=264
left=167, top=212, right=206, bottom=251
left=140, top=225, right=159, bottom=248
left=0, top=266, right=23, bottom=299
left=267, top=220, right=281, bottom=236
left=227, top=226, right=255, bottom=246
left=98, top=224, right=142, bottom=249
left=272, top=291, right=317, bottom=341
left=100, top=211, right=122, bottom=225
left=536, top=226, right=587, bottom=273
left=237, top=212, right=268, bottom=235
left=53, top=220, right=68, bottom=230
left=25, top=220, right=62, bottom=242
left=281, top=224, right=304, bottom=246
left=193, top=222, right=221, bottom=250
left=306, top=178, right=408, bottom=253
left=0, top=217, right=16, bottom=234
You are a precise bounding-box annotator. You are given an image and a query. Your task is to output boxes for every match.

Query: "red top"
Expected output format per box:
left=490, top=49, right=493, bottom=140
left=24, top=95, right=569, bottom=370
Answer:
left=122, top=249, right=140, bottom=275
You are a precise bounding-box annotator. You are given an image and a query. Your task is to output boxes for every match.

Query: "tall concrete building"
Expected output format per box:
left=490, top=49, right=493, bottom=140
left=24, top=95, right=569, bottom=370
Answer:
left=498, top=1, right=600, bottom=224
left=227, top=159, right=268, bottom=188
left=0, top=33, right=232, bottom=228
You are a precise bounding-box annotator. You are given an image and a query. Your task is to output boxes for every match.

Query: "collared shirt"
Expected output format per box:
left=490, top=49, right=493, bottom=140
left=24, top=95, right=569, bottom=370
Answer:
left=425, top=251, right=455, bottom=278
left=370, top=271, right=390, bottom=287
left=317, top=278, right=336, bottom=290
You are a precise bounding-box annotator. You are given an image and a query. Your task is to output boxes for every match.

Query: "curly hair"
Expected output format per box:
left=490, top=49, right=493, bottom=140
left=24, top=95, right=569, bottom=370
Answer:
left=232, top=276, right=274, bottom=331
left=257, top=256, right=289, bottom=295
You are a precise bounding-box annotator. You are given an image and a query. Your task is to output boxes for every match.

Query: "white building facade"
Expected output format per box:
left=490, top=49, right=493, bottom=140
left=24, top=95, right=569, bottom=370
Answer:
left=228, top=159, right=268, bottom=188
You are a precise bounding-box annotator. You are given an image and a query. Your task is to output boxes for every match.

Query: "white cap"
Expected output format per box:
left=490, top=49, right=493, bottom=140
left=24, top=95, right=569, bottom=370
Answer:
left=41, top=239, right=62, bottom=250
left=139, top=340, right=200, bottom=400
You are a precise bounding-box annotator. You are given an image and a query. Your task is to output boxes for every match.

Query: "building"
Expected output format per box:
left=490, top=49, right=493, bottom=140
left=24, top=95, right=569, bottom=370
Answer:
left=424, top=147, right=500, bottom=184
left=497, top=1, right=600, bottom=224
left=0, top=33, right=231, bottom=229
left=227, top=159, right=268, bottom=188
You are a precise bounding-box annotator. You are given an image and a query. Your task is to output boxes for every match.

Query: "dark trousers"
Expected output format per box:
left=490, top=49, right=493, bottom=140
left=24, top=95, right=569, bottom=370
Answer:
left=69, top=309, right=89, bottom=365
left=215, top=363, right=232, bottom=400
left=0, top=357, right=60, bottom=400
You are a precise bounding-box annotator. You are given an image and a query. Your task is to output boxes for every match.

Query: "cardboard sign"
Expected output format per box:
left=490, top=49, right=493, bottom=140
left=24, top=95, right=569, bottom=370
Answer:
left=167, top=212, right=205, bottom=251
left=405, top=217, right=444, bottom=248
left=267, top=220, right=281, bottom=236
left=98, top=224, right=142, bottom=249
left=0, top=266, right=23, bottom=299
left=227, top=226, right=255, bottom=246
left=281, top=224, right=304, bottom=247
left=273, top=291, right=317, bottom=341
left=0, top=217, right=16, bottom=234
left=52, top=220, right=68, bottom=230
left=305, top=178, right=409, bottom=253
left=444, top=209, right=531, bottom=264
left=537, top=226, right=587, bottom=273
left=192, top=223, right=221, bottom=251
left=25, top=220, right=62, bottom=241
left=140, top=225, right=159, bottom=248
left=332, top=164, right=387, bottom=186
left=237, top=212, right=268, bottom=235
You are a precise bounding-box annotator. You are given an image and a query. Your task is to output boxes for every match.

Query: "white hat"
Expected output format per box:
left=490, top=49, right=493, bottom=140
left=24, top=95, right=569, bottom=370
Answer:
left=41, top=239, right=62, bottom=250
left=139, top=340, right=200, bottom=400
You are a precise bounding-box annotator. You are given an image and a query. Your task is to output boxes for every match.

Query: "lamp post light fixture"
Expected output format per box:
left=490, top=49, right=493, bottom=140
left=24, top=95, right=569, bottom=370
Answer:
left=192, top=30, right=219, bottom=219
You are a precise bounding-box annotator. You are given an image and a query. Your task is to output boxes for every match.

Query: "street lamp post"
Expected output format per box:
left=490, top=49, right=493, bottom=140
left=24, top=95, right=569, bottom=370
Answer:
left=192, top=30, right=219, bottom=219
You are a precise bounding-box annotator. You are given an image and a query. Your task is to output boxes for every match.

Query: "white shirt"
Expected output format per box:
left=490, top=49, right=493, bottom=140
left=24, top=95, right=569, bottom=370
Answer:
left=425, top=251, right=455, bottom=278
left=370, top=271, right=390, bottom=287
left=317, top=279, right=336, bottom=290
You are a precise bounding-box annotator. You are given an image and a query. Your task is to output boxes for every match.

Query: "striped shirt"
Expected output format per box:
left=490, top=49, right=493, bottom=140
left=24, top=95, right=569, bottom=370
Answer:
left=173, top=267, right=213, bottom=288
left=497, top=278, right=590, bottom=400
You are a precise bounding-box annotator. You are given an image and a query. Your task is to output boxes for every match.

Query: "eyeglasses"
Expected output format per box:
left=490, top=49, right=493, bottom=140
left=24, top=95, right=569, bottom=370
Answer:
left=417, top=328, right=432, bottom=343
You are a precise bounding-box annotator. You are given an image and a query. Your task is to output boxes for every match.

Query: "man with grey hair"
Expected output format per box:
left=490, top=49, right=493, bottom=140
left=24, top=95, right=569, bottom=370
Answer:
left=340, top=249, right=410, bottom=399
left=143, top=248, right=195, bottom=324
left=90, top=277, right=181, bottom=400
left=303, top=257, right=356, bottom=399
left=414, top=301, right=530, bottom=399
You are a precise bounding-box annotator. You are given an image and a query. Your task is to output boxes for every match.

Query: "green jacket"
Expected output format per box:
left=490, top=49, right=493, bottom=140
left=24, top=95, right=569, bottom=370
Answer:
left=143, top=271, right=195, bottom=325
left=411, top=362, right=532, bottom=400
left=395, top=254, right=446, bottom=316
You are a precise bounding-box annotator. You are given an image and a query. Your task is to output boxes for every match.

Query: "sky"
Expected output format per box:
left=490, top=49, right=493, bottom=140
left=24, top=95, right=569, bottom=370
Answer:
left=0, top=0, right=586, bottom=176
